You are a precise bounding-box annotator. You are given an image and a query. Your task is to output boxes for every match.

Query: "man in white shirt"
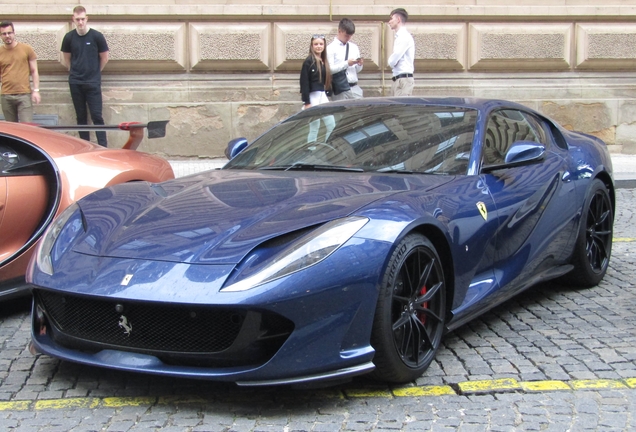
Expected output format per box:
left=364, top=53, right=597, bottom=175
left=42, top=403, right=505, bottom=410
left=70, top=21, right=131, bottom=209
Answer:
left=387, top=8, right=415, bottom=96
left=327, top=18, right=364, bottom=101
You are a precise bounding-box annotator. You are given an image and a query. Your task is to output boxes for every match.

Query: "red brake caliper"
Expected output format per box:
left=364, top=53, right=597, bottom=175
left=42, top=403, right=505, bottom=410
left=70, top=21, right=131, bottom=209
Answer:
left=417, top=285, right=428, bottom=324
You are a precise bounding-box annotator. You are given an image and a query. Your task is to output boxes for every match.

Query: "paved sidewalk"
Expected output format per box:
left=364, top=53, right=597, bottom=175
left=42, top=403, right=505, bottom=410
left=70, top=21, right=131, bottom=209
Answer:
left=610, top=153, right=636, bottom=187
left=168, top=158, right=227, bottom=178
left=169, top=153, right=636, bottom=184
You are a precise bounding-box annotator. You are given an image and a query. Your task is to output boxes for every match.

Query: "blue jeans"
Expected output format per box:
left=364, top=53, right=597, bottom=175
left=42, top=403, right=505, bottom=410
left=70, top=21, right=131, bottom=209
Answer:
left=69, top=83, right=107, bottom=147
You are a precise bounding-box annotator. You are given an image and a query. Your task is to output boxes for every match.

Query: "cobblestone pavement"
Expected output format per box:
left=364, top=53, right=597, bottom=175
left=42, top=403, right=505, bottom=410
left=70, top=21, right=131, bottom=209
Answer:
left=1, top=189, right=635, bottom=431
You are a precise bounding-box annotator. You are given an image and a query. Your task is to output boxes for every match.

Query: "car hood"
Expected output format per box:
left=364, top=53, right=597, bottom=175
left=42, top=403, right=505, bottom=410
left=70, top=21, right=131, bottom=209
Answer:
left=73, top=170, right=452, bottom=265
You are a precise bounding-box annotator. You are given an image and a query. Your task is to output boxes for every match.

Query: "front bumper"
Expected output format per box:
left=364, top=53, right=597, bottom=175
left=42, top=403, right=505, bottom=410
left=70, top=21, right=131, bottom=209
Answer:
left=30, top=238, right=391, bottom=385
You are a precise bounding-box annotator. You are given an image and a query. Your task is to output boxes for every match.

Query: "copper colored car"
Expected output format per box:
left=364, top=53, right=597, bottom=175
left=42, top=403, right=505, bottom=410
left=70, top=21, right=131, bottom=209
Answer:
left=1, top=121, right=174, bottom=299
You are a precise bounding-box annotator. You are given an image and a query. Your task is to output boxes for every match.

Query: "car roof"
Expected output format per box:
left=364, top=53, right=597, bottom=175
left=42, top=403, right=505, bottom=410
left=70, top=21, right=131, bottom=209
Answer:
left=0, top=121, right=100, bottom=159
left=322, top=96, right=534, bottom=113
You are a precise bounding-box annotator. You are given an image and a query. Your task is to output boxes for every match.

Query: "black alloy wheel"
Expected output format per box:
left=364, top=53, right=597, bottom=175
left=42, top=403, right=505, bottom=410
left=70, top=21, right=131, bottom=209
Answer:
left=586, top=184, right=613, bottom=271
left=371, top=234, right=446, bottom=383
left=561, top=179, right=613, bottom=287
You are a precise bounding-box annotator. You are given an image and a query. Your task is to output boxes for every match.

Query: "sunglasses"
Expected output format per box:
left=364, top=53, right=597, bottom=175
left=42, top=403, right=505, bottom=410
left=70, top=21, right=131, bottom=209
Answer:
left=312, top=34, right=325, bottom=39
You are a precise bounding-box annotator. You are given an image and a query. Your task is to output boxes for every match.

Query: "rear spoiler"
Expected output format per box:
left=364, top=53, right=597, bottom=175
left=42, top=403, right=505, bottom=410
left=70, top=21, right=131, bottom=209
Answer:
left=41, top=120, right=169, bottom=151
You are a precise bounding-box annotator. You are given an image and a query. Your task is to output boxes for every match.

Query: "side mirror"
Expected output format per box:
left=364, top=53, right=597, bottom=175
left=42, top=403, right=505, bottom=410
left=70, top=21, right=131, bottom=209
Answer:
left=481, top=140, right=545, bottom=173
left=504, top=141, right=545, bottom=165
left=225, top=138, right=248, bottom=159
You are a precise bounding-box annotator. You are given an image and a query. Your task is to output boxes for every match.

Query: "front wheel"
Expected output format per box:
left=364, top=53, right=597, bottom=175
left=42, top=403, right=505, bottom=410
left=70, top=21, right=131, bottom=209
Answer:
left=370, top=234, right=446, bottom=383
left=561, top=179, right=613, bottom=287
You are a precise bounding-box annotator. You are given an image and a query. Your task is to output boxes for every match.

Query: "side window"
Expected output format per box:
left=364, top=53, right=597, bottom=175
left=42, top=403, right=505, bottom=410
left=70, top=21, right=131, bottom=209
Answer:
left=482, top=109, right=546, bottom=166
left=519, top=112, right=549, bottom=146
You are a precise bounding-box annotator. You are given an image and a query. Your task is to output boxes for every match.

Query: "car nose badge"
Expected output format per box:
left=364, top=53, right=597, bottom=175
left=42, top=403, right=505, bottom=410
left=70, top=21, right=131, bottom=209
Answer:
left=121, top=274, right=133, bottom=286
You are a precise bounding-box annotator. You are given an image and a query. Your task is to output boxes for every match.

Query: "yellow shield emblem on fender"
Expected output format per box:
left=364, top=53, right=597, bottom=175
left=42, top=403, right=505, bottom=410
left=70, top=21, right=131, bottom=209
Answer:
left=476, top=202, right=487, bottom=221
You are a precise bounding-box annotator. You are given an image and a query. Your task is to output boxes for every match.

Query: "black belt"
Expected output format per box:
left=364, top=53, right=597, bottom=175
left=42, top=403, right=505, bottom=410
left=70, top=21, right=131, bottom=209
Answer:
left=392, top=73, right=413, bottom=81
left=348, top=82, right=357, bottom=86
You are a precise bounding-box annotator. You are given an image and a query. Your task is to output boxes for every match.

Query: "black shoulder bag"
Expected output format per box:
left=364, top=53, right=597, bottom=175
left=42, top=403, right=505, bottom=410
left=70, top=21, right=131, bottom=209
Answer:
left=331, top=43, right=350, bottom=95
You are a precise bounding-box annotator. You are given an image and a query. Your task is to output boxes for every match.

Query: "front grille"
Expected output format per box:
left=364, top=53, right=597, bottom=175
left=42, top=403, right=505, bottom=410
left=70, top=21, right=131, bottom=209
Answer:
left=35, top=290, right=293, bottom=362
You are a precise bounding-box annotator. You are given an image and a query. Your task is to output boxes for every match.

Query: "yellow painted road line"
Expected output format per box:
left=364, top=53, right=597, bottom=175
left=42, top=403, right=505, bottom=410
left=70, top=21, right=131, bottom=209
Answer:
left=0, top=401, right=31, bottom=411
left=2, top=378, right=636, bottom=411
left=34, top=398, right=100, bottom=410
left=393, top=385, right=455, bottom=397
left=345, top=388, right=393, bottom=398
left=570, top=379, right=629, bottom=390
left=102, top=396, right=157, bottom=407
left=520, top=380, right=571, bottom=392
left=613, top=237, right=636, bottom=242
left=457, top=378, right=521, bottom=393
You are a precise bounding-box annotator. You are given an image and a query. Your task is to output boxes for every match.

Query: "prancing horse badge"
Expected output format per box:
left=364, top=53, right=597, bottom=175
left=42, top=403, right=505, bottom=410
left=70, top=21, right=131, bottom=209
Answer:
left=476, top=201, right=487, bottom=221
left=118, top=315, right=133, bottom=336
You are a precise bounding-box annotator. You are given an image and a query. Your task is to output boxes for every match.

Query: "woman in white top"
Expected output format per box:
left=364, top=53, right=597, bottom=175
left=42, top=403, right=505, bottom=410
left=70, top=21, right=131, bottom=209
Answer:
left=299, top=34, right=335, bottom=142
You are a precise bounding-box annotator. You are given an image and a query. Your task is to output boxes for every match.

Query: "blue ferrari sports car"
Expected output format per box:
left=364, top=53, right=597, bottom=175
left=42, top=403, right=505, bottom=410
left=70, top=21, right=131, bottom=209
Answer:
left=27, top=98, right=614, bottom=386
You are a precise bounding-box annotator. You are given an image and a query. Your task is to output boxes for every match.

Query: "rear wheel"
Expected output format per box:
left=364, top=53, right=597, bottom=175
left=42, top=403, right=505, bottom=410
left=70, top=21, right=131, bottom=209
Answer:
left=370, top=234, right=446, bottom=383
left=561, top=179, right=613, bottom=287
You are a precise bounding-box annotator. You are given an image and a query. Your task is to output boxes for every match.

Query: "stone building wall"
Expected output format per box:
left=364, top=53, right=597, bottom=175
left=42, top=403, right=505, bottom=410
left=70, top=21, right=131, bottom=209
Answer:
left=4, top=2, right=636, bottom=156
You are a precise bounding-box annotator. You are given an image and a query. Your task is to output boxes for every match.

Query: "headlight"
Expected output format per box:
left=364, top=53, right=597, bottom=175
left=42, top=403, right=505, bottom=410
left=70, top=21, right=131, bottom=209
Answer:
left=35, top=202, right=85, bottom=275
left=221, top=216, right=368, bottom=292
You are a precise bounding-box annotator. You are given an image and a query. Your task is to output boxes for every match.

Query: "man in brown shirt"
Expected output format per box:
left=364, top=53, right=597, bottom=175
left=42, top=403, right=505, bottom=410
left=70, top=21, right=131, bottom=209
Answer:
left=0, top=21, right=41, bottom=122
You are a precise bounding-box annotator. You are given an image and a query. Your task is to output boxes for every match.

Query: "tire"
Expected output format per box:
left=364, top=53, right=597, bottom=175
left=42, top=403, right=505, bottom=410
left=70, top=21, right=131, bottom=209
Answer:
left=370, top=234, right=446, bottom=383
left=561, top=179, right=613, bottom=287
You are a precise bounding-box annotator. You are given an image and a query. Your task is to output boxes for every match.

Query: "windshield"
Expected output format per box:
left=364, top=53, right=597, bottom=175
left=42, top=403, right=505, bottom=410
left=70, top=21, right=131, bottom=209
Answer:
left=224, top=104, right=478, bottom=175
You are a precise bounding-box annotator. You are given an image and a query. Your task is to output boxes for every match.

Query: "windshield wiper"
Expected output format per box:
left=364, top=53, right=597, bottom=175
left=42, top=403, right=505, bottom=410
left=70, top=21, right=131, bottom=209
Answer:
left=376, top=168, right=416, bottom=174
left=259, top=164, right=364, bottom=172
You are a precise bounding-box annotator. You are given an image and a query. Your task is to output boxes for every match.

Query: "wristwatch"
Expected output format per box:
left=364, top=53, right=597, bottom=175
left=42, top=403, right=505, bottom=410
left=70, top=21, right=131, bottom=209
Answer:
left=33, top=89, right=40, bottom=92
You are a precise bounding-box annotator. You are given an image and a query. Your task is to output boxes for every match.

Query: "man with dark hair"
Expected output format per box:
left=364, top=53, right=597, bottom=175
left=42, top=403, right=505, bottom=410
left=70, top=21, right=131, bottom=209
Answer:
left=0, top=21, right=41, bottom=122
left=388, top=8, right=415, bottom=96
left=61, top=6, right=109, bottom=146
left=327, top=18, right=364, bottom=101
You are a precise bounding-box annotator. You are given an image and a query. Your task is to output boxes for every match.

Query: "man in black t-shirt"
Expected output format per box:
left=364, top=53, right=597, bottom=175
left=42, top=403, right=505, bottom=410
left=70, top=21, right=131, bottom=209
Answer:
left=61, top=5, right=109, bottom=146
